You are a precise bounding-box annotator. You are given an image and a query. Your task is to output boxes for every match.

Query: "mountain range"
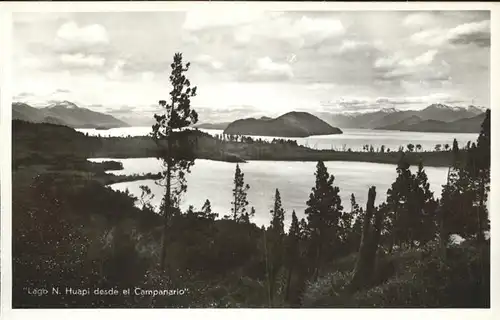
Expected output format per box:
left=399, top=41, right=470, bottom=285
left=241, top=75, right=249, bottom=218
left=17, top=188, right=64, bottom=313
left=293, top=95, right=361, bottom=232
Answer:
left=314, top=104, right=486, bottom=130
left=377, top=112, right=487, bottom=133
left=12, top=101, right=128, bottom=128
left=194, top=104, right=486, bottom=134
left=223, top=112, right=342, bottom=137
left=13, top=100, right=488, bottom=134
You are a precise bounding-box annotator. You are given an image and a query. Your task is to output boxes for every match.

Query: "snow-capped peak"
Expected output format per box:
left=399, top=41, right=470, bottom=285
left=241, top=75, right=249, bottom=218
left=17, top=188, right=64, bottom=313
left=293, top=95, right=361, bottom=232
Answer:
left=467, top=105, right=486, bottom=113
left=47, top=100, right=80, bottom=109
left=380, top=107, right=398, bottom=113
left=428, top=103, right=452, bottom=110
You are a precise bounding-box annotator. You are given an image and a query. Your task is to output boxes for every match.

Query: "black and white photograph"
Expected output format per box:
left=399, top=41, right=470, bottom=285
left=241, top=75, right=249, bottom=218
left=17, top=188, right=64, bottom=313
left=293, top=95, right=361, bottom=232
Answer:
left=2, top=3, right=494, bottom=311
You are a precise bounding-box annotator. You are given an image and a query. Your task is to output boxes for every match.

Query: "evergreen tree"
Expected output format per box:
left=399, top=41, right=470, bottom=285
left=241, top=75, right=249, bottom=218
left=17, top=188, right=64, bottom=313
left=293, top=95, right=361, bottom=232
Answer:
left=441, top=110, right=490, bottom=242
left=201, top=199, right=211, bottom=216
left=305, top=160, right=344, bottom=278
left=267, top=189, right=286, bottom=306
left=412, top=162, right=438, bottom=246
left=201, top=199, right=218, bottom=220
left=347, top=194, right=364, bottom=253
left=452, top=138, right=459, bottom=153
left=151, top=52, right=198, bottom=270
left=231, top=164, right=250, bottom=222
left=285, top=210, right=301, bottom=303
left=270, top=189, right=285, bottom=236
left=452, top=138, right=460, bottom=166
left=386, top=154, right=415, bottom=250
left=240, top=206, right=255, bottom=224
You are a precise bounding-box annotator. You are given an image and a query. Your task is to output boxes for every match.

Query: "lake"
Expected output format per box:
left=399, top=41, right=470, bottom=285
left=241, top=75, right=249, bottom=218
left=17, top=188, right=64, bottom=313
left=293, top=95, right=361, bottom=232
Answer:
left=89, top=157, right=450, bottom=228
left=77, top=126, right=478, bottom=153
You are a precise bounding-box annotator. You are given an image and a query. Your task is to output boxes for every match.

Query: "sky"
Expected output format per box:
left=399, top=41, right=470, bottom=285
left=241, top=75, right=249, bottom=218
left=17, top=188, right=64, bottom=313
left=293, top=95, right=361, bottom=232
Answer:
left=13, top=10, right=491, bottom=123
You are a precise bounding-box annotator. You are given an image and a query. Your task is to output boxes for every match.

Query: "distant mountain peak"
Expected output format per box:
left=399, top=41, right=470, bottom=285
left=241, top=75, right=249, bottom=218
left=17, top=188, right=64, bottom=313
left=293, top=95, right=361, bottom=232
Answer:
left=48, top=100, right=80, bottom=109
left=426, top=103, right=452, bottom=110
left=13, top=101, right=128, bottom=128
left=380, top=107, right=398, bottom=113
left=467, top=105, right=487, bottom=113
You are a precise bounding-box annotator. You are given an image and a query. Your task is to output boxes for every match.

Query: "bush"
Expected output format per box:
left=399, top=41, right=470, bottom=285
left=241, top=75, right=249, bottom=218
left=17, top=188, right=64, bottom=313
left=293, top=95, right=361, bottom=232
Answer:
left=302, top=241, right=489, bottom=308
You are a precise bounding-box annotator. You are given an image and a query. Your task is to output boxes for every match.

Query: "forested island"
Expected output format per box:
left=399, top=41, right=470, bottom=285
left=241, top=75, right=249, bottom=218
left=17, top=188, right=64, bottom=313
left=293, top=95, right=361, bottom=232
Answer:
left=12, top=53, right=490, bottom=308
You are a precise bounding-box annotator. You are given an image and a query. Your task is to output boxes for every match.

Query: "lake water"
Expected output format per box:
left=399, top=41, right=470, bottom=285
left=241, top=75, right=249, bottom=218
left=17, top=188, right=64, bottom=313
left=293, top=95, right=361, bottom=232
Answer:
left=77, top=126, right=478, bottom=152
left=89, top=158, right=449, bottom=228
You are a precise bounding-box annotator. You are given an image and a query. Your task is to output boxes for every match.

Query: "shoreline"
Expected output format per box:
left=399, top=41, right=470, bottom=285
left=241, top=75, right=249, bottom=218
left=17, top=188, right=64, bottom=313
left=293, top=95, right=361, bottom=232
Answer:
left=14, top=120, right=460, bottom=169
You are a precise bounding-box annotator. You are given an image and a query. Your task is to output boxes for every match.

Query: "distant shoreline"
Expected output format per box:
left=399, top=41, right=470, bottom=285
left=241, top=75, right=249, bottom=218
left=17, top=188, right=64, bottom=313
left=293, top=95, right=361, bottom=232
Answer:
left=14, top=120, right=463, bottom=169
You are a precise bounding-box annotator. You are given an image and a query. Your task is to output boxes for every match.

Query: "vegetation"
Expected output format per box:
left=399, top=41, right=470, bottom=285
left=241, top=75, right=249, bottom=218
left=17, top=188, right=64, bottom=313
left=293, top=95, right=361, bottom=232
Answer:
left=12, top=54, right=490, bottom=308
left=151, top=52, right=199, bottom=270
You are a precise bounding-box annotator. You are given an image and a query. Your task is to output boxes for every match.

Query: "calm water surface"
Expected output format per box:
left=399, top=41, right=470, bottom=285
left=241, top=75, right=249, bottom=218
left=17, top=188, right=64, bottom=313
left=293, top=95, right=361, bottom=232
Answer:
left=90, top=158, right=449, bottom=227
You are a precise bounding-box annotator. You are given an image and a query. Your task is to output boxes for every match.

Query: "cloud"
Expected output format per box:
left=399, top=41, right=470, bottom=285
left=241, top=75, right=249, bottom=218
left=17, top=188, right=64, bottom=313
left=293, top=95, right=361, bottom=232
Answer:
left=411, top=20, right=490, bottom=47
left=193, top=54, right=224, bottom=70
left=196, top=104, right=267, bottom=122
left=56, top=21, right=109, bottom=46
left=374, top=50, right=449, bottom=82
left=248, top=57, right=293, bottom=81
left=141, top=71, right=155, bottom=82
left=104, top=105, right=137, bottom=114
left=183, top=9, right=265, bottom=31
left=320, top=93, right=465, bottom=112
left=17, top=56, right=43, bottom=69
left=375, top=50, right=438, bottom=70
left=374, top=93, right=464, bottom=105
left=318, top=39, right=382, bottom=57
left=186, top=12, right=346, bottom=51
left=14, top=92, right=34, bottom=99
left=12, top=11, right=491, bottom=113
left=338, top=40, right=376, bottom=53
left=402, top=12, right=436, bottom=27
left=54, top=89, right=71, bottom=94
left=237, top=15, right=345, bottom=48
left=60, top=53, right=106, bottom=68
left=107, top=59, right=126, bottom=79
left=292, top=16, right=345, bottom=45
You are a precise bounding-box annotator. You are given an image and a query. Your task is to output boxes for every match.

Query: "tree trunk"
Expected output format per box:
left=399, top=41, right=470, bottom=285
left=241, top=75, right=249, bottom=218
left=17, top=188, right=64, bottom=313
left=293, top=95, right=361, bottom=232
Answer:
left=264, top=231, right=272, bottom=307
left=366, top=203, right=384, bottom=278
left=160, top=140, right=172, bottom=270
left=350, top=186, right=377, bottom=291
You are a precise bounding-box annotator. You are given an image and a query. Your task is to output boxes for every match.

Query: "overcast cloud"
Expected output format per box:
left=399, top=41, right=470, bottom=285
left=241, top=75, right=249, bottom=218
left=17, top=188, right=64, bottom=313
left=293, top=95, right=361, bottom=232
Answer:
left=13, top=10, right=490, bottom=121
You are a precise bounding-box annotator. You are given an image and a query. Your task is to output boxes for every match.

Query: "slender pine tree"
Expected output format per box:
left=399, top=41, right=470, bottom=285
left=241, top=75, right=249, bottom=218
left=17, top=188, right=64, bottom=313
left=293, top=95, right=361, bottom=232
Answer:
left=231, top=164, right=250, bottom=222
left=152, top=52, right=198, bottom=270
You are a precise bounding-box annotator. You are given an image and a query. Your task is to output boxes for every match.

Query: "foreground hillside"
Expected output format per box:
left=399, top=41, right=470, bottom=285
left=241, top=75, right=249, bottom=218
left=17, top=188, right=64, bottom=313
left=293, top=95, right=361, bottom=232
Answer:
left=223, top=111, right=343, bottom=137
left=12, top=110, right=491, bottom=308
left=12, top=101, right=128, bottom=128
